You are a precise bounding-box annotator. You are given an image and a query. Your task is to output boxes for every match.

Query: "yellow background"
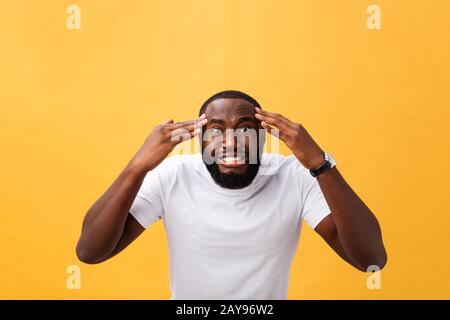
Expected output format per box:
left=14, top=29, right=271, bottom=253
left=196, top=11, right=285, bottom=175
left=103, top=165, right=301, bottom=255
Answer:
left=1, top=0, right=449, bottom=299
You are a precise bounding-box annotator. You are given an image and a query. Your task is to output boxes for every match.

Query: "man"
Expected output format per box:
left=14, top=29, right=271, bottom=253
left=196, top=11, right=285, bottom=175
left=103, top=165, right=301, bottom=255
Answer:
left=76, top=90, right=387, bottom=299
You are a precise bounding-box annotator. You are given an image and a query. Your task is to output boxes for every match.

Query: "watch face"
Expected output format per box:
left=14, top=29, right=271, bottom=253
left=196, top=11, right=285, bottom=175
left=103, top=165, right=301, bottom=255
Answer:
left=325, top=152, right=336, bottom=167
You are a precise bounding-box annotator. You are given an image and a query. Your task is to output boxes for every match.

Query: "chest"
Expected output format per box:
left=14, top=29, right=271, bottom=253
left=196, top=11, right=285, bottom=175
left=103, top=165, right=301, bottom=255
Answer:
left=162, top=178, right=302, bottom=248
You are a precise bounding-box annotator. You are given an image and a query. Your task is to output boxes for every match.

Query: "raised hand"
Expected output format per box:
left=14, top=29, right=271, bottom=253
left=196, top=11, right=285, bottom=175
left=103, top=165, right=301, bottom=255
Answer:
left=131, top=114, right=208, bottom=171
left=254, top=107, right=324, bottom=169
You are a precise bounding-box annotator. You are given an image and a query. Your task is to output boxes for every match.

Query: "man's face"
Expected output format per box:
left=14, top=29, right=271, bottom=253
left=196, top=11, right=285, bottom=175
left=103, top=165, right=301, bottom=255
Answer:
left=200, top=98, right=264, bottom=189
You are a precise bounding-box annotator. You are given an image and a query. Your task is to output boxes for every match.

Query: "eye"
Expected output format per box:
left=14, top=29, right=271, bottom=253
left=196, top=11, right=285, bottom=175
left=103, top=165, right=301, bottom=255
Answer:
left=211, top=127, right=222, bottom=135
left=236, top=126, right=250, bottom=134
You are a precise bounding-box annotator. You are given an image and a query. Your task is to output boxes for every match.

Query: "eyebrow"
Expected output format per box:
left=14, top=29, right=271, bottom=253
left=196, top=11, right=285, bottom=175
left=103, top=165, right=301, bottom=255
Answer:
left=208, top=116, right=257, bottom=126
left=207, top=118, right=226, bottom=126
left=236, top=116, right=257, bottom=125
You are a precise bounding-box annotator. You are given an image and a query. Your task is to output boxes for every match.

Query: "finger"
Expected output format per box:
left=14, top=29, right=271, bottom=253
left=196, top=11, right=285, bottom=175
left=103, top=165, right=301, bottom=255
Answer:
left=255, top=107, right=287, bottom=119
left=255, top=107, right=284, bottom=119
left=255, top=112, right=291, bottom=132
left=161, top=118, right=174, bottom=125
left=254, top=107, right=297, bottom=128
left=172, top=127, right=202, bottom=144
left=183, top=119, right=207, bottom=133
left=261, top=121, right=272, bottom=134
left=171, top=118, right=207, bottom=137
left=168, top=119, right=195, bottom=129
left=168, top=114, right=206, bottom=130
left=261, top=121, right=285, bottom=140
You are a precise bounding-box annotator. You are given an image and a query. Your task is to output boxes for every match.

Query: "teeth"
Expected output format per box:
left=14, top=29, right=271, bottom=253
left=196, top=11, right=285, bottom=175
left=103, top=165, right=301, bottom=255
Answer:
left=222, top=157, right=244, bottom=162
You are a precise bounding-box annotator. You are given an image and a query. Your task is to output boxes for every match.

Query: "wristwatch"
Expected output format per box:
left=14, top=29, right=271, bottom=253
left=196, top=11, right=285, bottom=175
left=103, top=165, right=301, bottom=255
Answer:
left=309, top=152, right=336, bottom=177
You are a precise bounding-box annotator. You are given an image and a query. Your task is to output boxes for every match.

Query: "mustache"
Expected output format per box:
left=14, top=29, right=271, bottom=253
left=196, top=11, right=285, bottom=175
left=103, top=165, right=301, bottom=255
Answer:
left=214, top=152, right=247, bottom=159
left=203, top=158, right=261, bottom=189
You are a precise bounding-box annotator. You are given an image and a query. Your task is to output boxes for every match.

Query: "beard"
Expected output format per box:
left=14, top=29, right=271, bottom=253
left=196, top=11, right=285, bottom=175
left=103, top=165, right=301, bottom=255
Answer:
left=204, top=162, right=261, bottom=189
left=203, top=153, right=262, bottom=189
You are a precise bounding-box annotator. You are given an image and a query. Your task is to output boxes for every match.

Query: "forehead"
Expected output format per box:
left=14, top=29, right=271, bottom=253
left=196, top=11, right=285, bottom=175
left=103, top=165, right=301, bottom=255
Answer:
left=205, top=98, right=255, bottom=118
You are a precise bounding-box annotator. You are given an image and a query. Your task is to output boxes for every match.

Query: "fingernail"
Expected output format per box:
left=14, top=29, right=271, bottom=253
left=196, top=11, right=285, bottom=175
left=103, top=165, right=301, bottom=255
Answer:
left=200, top=114, right=206, bottom=118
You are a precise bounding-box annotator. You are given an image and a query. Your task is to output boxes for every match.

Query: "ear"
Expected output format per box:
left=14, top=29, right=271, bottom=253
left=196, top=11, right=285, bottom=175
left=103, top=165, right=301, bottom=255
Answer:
left=258, top=122, right=266, bottom=154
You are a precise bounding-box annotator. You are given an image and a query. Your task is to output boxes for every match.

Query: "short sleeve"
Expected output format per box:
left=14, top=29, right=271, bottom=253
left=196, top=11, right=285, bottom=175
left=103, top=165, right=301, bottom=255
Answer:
left=299, top=169, right=331, bottom=230
left=129, top=156, right=176, bottom=229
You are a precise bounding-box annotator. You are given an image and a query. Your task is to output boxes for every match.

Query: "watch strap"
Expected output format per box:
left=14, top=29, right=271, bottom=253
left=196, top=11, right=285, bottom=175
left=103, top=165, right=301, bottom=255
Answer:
left=310, top=157, right=332, bottom=177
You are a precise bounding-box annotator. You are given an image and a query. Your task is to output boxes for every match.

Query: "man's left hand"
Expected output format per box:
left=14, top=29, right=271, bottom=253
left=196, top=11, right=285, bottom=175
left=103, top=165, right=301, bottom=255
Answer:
left=255, top=107, right=325, bottom=169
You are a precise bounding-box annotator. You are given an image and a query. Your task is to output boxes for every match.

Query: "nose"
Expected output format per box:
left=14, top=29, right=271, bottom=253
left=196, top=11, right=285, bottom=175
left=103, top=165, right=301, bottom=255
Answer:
left=221, top=129, right=245, bottom=157
left=224, top=128, right=236, bottom=149
left=218, top=129, right=234, bottom=157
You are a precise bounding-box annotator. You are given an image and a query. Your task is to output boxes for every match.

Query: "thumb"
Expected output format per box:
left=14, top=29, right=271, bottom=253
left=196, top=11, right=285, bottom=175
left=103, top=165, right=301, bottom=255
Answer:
left=161, top=118, right=174, bottom=125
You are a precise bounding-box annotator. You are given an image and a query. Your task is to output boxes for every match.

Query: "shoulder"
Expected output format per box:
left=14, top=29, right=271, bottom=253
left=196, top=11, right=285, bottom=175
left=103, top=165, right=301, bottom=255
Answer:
left=259, top=153, right=309, bottom=175
left=260, top=153, right=316, bottom=190
left=142, top=153, right=201, bottom=189
left=154, top=153, right=203, bottom=174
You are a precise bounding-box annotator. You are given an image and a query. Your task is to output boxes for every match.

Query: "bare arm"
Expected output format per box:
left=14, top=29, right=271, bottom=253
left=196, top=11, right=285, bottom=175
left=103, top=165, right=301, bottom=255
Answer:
left=314, top=168, right=387, bottom=272
left=314, top=214, right=363, bottom=270
left=82, top=214, right=145, bottom=264
left=75, top=160, right=148, bottom=264
left=254, top=107, right=387, bottom=272
left=76, top=115, right=207, bottom=264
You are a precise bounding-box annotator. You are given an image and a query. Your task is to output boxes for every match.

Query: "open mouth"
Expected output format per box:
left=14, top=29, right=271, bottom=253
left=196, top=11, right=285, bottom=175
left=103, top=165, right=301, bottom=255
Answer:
left=216, top=156, right=247, bottom=167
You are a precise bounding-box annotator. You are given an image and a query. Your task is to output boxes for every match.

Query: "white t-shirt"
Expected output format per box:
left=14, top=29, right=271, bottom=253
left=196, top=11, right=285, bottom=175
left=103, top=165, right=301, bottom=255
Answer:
left=129, top=152, right=331, bottom=299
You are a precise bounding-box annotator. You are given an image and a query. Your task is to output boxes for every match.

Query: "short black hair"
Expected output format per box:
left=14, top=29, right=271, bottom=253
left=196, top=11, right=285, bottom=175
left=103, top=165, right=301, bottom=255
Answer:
left=199, top=90, right=261, bottom=116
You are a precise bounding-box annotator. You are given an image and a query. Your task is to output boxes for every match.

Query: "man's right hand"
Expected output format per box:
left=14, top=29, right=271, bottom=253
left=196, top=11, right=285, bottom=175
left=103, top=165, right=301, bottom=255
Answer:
left=131, top=114, right=207, bottom=172
left=76, top=113, right=207, bottom=264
